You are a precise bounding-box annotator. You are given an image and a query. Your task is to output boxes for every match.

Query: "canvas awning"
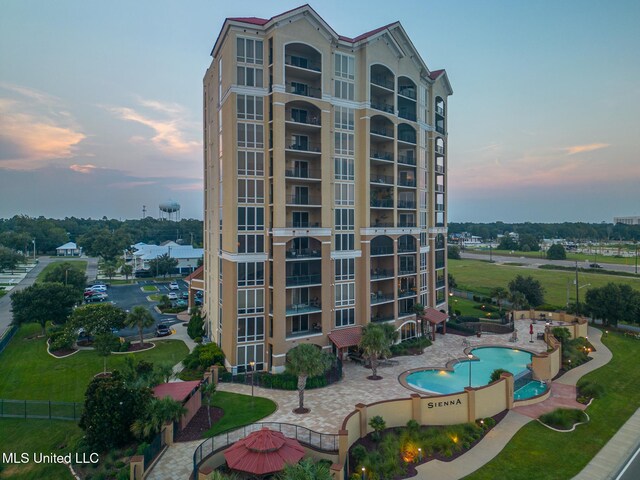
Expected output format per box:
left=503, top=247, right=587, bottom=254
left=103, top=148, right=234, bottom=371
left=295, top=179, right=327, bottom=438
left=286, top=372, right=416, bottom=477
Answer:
left=328, top=325, right=362, bottom=349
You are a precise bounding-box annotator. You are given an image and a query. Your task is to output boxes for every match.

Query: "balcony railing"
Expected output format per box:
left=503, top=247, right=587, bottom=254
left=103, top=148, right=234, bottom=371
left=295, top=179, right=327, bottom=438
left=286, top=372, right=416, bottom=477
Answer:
left=286, top=249, right=321, bottom=259
left=398, top=200, right=416, bottom=209
left=371, top=76, right=394, bottom=90
left=370, top=269, right=393, bottom=279
left=286, top=83, right=321, bottom=99
left=398, top=246, right=416, bottom=253
left=370, top=151, right=393, bottom=162
left=436, top=203, right=445, bottom=212
left=286, top=303, right=321, bottom=315
left=398, top=178, right=416, bottom=187
left=370, top=198, right=394, bottom=208
left=371, top=314, right=394, bottom=323
left=398, top=109, right=417, bottom=122
left=436, top=106, right=445, bottom=116
left=371, top=246, right=394, bottom=256
left=370, top=126, right=394, bottom=138
left=285, top=55, right=321, bottom=72
left=285, top=168, right=321, bottom=180
left=286, top=274, right=322, bottom=287
left=398, top=155, right=416, bottom=166
left=398, top=86, right=417, bottom=100
left=398, top=268, right=417, bottom=276
left=435, top=280, right=446, bottom=288
left=399, top=308, right=415, bottom=317
left=435, top=184, right=444, bottom=192
left=286, top=195, right=322, bottom=206
left=398, top=290, right=417, bottom=298
left=286, top=141, right=321, bottom=153
left=435, top=165, right=445, bottom=174
left=398, top=221, right=417, bottom=228
left=436, top=125, right=446, bottom=135
left=435, top=145, right=445, bottom=155
left=285, top=221, right=321, bottom=228
left=398, top=133, right=417, bottom=144
left=371, top=221, right=394, bottom=228
left=370, top=174, right=394, bottom=185
left=371, top=101, right=394, bottom=114
left=287, top=113, right=321, bottom=126
left=286, top=327, right=322, bottom=339
left=371, top=293, right=394, bottom=305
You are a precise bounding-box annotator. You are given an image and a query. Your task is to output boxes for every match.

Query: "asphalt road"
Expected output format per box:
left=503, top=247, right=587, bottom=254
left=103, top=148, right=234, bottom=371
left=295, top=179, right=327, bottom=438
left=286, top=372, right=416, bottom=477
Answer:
left=461, top=252, right=639, bottom=274
left=617, top=443, right=640, bottom=480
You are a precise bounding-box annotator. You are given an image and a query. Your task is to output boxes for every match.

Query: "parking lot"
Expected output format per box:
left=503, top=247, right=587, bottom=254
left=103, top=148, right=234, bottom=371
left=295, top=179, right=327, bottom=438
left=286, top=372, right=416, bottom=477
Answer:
left=89, top=279, right=190, bottom=338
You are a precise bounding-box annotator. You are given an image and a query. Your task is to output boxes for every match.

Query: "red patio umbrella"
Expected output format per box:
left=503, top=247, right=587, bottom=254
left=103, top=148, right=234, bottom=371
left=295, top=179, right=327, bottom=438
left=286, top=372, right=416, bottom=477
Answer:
left=224, top=428, right=306, bottom=476
left=529, top=324, right=534, bottom=335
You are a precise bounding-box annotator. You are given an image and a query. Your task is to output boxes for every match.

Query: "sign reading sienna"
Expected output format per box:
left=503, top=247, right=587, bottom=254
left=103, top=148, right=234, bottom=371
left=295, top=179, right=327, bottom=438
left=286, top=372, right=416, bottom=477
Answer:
left=427, top=398, right=463, bottom=409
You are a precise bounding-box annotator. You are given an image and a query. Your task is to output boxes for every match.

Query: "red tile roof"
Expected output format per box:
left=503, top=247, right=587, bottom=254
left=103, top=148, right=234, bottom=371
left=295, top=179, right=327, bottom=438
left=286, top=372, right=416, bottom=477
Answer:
left=153, top=381, right=200, bottom=402
left=328, top=325, right=362, bottom=349
left=429, top=69, right=445, bottom=80
left=228, top=16, right=269, bottom=26
left=184, top=265, right=203, bottom=282
left=338, top=22, right=399, bottom=43
left=423, top=308, right=448, bottom=324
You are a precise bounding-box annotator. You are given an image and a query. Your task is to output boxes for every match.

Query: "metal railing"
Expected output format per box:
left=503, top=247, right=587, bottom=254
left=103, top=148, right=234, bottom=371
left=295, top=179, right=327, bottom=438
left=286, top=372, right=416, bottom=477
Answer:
left=370, top=173, right=394, bottom=184
left=285, top=55, right=321, bottom=72
left=285, top=249, right=321, bottom=259
left=370, top=269, right=393, bottom=279
left=370, top=221, right=394, bottom=228
left=371, top=294, right=394, bottom=304
left=399, top=290, right=417, bottom=298
left=285, top=221, right=321, bottom=228
left=435, top=184, right=445, bottom=192
left=371, top=246, right=394, bottom=256
left=435, top=165, right=445, bottom=173
left=370, top=76, right=394, bottom=90
left=398, top=222, right=417, bottom=228
left=285, top=168, right=321, bottom=180
left=398, top=155, right=416, bottom=166
left=370, top=151, right=393, bottom=161
left=370, top=127, right=393, bottom=138
left=286, top=83, right=321, bottom=99
left=286, top=140, right=321, bottom=153
left=398, top=268, right=417, bottom=275
left=398, top=200, right=416, bottom=209
left=398, top=109, right=417, bottom=121
left=144, top=431, right=165, bottom=470
left=287, top=114, right=321, bottom=126
left=286, top=195, right=322, bottom=206
left=370, top=198, right=394, bottom=208
left=371, top=101, right=394, bottom=114
left=0, top=399, right=84, bottom=421
left=398, top=86, right=417, bottom=100
left=436, top=106, right=445, bottom=116
left=285, top=274, right=322, bottom=286
left=193, top=422, right=339, bottom=478
left=398, top=178, right=416, bottom=187
left=398, top=246, right=417, bottom=253
left=371, top=314, right=394, bottom=323
left=398, top=133, right=417, bottom=144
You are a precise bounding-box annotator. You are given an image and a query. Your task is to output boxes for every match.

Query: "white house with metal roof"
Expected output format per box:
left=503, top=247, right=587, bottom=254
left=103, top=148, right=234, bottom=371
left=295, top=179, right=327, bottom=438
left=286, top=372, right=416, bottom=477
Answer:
left=131, top=242, right=203, bottom=274
left=56, top=242, right=81, bottom=256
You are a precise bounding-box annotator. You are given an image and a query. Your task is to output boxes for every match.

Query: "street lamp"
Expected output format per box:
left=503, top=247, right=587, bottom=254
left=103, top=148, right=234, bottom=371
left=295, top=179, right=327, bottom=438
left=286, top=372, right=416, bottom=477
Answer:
left=467, top=354, right=473, bottom=387
left=32, top=239, right=36, bottom=261
left=249, top=361, right=255, bottom=399
left=362, top=467, right=366, bottom=480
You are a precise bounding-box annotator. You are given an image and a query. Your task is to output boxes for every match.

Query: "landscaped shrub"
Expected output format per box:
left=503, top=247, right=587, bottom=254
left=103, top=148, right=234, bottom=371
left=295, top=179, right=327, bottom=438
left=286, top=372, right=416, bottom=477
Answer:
left=577, top=379, right=605, bottom=400
left=535, top=303, right=563, bottom=312
left=182, top=342, right=225, bottom=370
left=369, top=415, right=386, bottom=441
left=489, top=369, right=509, bottom=384
left=389, top=337, right=432, bottom=356
left=458, top=316, right=480, bottom=323
left=539, top=408, right=587, bottom=430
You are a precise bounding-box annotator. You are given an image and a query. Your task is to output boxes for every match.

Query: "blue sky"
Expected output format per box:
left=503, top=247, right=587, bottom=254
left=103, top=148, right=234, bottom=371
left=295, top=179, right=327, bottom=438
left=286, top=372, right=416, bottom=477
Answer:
left=1, top=0, right=638, bottom=221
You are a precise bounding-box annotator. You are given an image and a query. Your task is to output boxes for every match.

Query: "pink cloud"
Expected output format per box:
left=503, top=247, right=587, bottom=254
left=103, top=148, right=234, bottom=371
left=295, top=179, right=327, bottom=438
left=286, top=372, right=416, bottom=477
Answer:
left=69, top=164, right=100, bottom=174
left=564, top=143, right=610, bottom=155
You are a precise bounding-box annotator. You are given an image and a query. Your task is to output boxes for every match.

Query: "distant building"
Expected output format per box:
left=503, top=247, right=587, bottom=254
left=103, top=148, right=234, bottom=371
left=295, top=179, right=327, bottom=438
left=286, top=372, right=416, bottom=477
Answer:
left=614, top=216, right=640, bottom=225
left=132, top=242, right=203, bottom=274
left=56, top=242, right=81, bottom=256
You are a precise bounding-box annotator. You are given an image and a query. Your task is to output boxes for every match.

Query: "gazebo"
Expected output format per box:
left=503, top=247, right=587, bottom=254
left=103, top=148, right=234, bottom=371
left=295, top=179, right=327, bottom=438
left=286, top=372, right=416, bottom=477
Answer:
left=223, top=427, right=306, bottom=476
left=420, top=308, right=448, bottom=341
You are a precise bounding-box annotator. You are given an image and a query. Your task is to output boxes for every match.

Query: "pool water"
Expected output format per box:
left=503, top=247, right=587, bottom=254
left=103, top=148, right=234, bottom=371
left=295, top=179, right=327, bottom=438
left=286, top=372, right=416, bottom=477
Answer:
left=514, top=380, right=548, bottom=400
left=406, top=347, right=532, bottom=395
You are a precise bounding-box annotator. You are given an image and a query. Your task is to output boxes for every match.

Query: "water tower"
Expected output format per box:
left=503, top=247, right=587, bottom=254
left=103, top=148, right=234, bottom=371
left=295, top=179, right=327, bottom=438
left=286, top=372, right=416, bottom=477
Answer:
left=159, top=199, right=181, bottom=221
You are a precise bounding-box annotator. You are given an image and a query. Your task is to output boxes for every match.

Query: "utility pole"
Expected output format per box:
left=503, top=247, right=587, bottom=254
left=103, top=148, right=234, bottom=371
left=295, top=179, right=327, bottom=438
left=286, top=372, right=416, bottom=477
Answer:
left=575, top=261, right=580, bottom=316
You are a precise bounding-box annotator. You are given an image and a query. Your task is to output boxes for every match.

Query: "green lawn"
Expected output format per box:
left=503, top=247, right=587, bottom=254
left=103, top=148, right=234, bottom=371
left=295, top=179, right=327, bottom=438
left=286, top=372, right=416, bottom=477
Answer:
left=148, top=293, right=164, bottom=301
left=141, top=285, right=158, bottom=292
left=35, top=260, right=87, bottom=283
left=466, top=248, right=639, bottom=267
left=449, top=259, right=640, bottom=306
left=464, top=331, right=640, bottom=479
left=0, top=419, right=82, bottom=480
left=0, top=324, right=188, bottom=402
left=205, top=391, right=277, bottom=437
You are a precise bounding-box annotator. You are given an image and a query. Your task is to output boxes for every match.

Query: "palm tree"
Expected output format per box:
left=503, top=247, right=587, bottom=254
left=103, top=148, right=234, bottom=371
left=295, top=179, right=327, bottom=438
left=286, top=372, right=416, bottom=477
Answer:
left=359, top=324, right=392, bottom=380
left=509, top=291, right=528, bottom=310
left=121, top=264, right=133, bottom=282
left=131, top=397, right=186, bottom=440
left=154, top=361, right=175, bottom=384
left=491, top=287, right=509, bottom=312
left=277, top=458, right=332, bottom=480
left=125, top=305, right=155, bottom=346
left=413, top=303, right=426, bottom=337
left=286, top=343, right=334, bottom=414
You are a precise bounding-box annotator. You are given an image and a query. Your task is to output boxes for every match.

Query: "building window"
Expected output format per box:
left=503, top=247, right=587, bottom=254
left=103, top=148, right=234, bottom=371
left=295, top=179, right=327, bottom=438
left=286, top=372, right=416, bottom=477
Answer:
left=237, top=179, right=264, bottom=203
left=335, top=233, right=354, bottom=251
left=236, top=344, right=264, bottom=371
left=334, top=132, right=354, bottom=156
left=238, top=150, right=264, bottom=176
left=237, top=262, right=264, bottom=287
left=334, top=183, right=354, bottom=206
left=435, top=250, right=445, bottom=269
left=291, top=315, right=309, bottom=333
left=237, top=316, right=264, bottom=342
left=436, top=288, right=446, bottom=304
left=335, top=282, right=355, bottom=307
left=334, top=106, right=354, bottom=130
left=334, top=53, right=355, bottom=100
left=237, top=288, right=264, bottom=314
left=238, top=206, right=264, bottom=231
left=334, top=157, right=354, bottom=180
left=335, top=308, right=355, bottom=327
left=237, top=38, right=263, bottom=64
left=401, top=322, right=416, bottom=340
left=237, top=123, right=264, bottom=148
left=237, top=66, right=264, bottom=87
left=334, top=208, right=354, bottom=231
left=237, top=95, right=264, bottom=120
left=335, top=258, right=355, bottom=281
left=237, top=234, right=264, bottom=254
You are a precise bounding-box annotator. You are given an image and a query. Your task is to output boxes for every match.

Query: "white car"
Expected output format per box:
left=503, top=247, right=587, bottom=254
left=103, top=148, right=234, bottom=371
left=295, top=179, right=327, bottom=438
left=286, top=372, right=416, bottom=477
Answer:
left=167, top=292, right=178, bottom=300
left=169, top=281, right=179, bottom=290
left=89, top=284, right=107, bottom=292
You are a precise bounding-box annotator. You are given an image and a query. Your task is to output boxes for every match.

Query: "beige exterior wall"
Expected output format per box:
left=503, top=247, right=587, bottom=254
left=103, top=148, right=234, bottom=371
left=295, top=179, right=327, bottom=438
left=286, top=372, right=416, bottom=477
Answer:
left=204, top=7, right=452, bottom=372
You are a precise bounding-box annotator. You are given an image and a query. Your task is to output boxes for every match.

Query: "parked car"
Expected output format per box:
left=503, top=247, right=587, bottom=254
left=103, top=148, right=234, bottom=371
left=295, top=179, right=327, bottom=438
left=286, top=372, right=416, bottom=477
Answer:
left=172, top=299, right=187, bottom=308
left=167, top=292, right=178, bottom=300
left=180, top=292, right=189, bottom=300
left=155, top=323, right=172, bottom=337
left=589, top=263, right=602, bottom=269
left=87, top=284, right=107, bottom=292
left=169, top=281, right=180, bottom=290
left=85, top=293, right=108, bottom=303
left=195, top=297, right=203, bottom=306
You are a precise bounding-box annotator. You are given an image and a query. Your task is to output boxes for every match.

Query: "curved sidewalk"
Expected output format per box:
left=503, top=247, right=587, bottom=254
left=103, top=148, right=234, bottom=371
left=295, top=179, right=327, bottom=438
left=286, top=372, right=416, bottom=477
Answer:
left=417, top=326, right=613, bottom=479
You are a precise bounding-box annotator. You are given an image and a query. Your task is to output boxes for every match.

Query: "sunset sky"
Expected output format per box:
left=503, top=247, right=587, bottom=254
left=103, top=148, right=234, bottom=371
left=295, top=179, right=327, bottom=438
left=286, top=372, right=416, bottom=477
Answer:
left=1, top=0, right=638, bottom=222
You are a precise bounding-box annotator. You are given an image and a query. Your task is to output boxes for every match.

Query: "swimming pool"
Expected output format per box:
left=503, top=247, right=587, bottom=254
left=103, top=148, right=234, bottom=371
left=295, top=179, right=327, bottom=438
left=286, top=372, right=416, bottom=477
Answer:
left=514, top=380, right=548, bottom=400
left=405, top=347, right=532, bottom=395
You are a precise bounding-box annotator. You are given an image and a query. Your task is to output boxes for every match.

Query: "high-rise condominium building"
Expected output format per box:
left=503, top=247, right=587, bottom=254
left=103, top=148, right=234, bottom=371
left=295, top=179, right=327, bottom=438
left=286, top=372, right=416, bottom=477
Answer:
left=203, top=5, right=452, bottom=373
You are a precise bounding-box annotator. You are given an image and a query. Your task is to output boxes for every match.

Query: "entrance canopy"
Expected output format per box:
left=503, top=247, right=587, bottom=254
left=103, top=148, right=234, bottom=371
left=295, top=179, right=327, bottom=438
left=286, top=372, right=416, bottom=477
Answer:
left=328, top=325, right=362, bottom=349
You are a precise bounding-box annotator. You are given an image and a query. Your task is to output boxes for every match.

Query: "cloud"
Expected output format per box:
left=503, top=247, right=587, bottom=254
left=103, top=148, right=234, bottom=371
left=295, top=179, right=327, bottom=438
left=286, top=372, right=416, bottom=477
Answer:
left=69, top=163, right=101, bottom=174
left=0, top=83, right=86, bottom=169
left=564, top=143, right=610, bottom=155
left=108, top=180, right=157, bottom=189
left=105, top=98, right=200, bottom=155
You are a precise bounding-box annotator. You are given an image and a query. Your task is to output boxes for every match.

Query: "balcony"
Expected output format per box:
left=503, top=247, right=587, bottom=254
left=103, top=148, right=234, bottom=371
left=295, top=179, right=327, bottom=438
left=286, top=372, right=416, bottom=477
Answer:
left=398, top=289, right=417, bottom=299
left=398, top=177, right=416, bottom=188
left=285, top=140, right=321, bottom=154
left=370, top=198, right=394, bottom=208
left=398, top=108, right=416, bottom=122
left=286, top=274, right=322, bottom=287
left=285, top=54, right=321, bottom=72
left=436, top=203, right=445, bottom=212
left=435, top=184, right=445, bottom=192
left=286, top=114, right=321, bottom=127
left=371, top=293, right=394, bottom=305
left=370, top=173, right=394, bottom=185
left=286, top=327, right=322, bottom=339
left=371, top=314, right=394, bottom=323
left=286, top=194, right=322, bottom=206
left=370, top=268, right=394, bottom=280
left=398, top=86, right=417, bottom=100
left=398, top=246, right=416, bottom=253
left=398, top=155, right=416, bottom=166
left=285, top=248, right=321, bottom=259
left=371, top=101, right=394, bottom=114
left=435, top=280, right=446, bottom=289
left=370, top=151, right=394, bottom=163
left=371, top=246, right=394, bottom=256
left=371, top=75, right=394, bottom=91
left=285, top=168, right=321, bottom=181
left=285, top=220, right=321, bottom=228
left=435, top=145, right=445, bottom=155
left=286, top=82, right=321, bottom=99
left=285, top=302, right=322, bottom=316
left=370, top=126, right=394, bottom=139
left=398, top=133, right=416, bottom=145
left=398, top=221, right=417, bottom=228
left=435, top=165, right=444, bottom=174
left=436, top=125, right=446, bottom=135
left=398, top=268, right=417, bottom=276
left=398, top=200, right=416, bottom=209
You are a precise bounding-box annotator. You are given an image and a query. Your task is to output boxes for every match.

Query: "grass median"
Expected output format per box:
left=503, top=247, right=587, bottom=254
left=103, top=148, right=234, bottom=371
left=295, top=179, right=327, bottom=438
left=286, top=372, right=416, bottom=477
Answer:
left=463, top=331, right=640, bottom=479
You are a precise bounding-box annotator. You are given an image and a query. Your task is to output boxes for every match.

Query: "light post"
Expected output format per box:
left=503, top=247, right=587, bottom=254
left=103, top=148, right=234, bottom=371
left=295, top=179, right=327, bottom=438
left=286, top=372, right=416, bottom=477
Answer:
left=575, top=261, right=580, bottom=315
left=362, top=467, right=366, bottom=480
left=489, top=239, right=493, bottom=262
left=249, top=361, right=255, bottom=400
left=467, top=354, right=473, bottom=387
left=32, top=239, right=36, bottom=261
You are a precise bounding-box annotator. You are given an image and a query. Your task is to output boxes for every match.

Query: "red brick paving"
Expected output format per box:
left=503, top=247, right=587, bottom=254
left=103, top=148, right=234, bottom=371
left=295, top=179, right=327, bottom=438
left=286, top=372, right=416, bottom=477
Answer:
left=513, top=382, right=586, bottom=419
